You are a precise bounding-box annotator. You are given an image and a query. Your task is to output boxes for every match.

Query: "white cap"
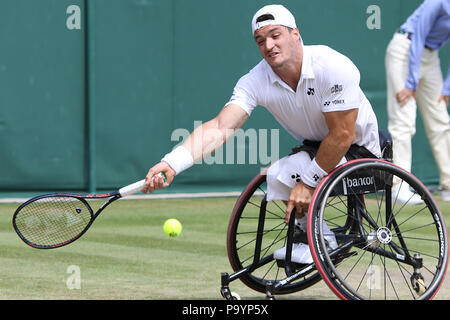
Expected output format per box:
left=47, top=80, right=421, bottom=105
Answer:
left=251, top=4, right=297, bottom=34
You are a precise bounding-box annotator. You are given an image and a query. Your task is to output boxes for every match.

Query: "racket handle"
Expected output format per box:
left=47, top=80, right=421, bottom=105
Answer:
left=119, top=179, right=146, bottom=197
left=118, top=173, right=167, bottom=197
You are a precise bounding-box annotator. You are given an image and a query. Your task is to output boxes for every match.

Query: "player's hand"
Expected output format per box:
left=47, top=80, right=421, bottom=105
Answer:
left=396, top=88, right=416, bottom=107
left=438, top=94, right=449, bottom=107
left=285, top=182, right=315, bottom=224
left=142, top=162, right=176, bottom=193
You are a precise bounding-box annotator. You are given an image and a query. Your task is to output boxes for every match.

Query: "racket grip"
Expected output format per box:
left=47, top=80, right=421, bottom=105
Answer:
left=119, top=179, right=146, bottom=197
left=118, top=173, right=167, bottom=197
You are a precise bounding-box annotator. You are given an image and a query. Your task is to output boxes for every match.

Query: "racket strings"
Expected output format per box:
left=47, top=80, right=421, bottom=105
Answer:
left=14, top=196, right=92, bottom=247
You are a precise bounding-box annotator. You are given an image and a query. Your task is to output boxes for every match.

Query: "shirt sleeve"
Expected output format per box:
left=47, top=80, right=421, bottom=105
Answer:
left=320, top=54, right=363, bottom=113
left=405, top=0, right=443, bottom=90
left=225, top=73, right=258, bottom=115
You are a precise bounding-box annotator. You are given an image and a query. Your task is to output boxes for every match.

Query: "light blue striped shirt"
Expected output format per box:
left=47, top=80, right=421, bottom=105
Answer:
left=400, top=0, right=450, bottom=95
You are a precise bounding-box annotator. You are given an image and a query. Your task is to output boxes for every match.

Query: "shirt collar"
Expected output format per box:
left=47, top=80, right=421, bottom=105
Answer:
left=265, top=44, right=315, bottom=89
left=300, top=45, right=315, bottom=81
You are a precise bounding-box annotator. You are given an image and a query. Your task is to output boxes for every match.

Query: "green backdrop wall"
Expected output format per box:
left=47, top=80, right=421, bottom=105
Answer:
left=0, top=0, right=448, bottom=194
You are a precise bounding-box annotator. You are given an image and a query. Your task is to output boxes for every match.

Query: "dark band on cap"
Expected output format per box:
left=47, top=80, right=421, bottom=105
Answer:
left=256, top=14, right=275, bottom=23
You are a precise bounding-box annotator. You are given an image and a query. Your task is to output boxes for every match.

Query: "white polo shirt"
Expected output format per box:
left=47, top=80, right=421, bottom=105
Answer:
left=226, top=45, right=381, bottom=158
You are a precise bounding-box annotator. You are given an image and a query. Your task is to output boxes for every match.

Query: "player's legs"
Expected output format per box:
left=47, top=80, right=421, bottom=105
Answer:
left=266, top=151, right=312, bottom=202
left=266, top=151, right=339, bottom=263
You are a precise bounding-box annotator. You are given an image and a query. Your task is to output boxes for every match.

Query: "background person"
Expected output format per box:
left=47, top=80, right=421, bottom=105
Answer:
left=385, top=0, right=450, bottom=203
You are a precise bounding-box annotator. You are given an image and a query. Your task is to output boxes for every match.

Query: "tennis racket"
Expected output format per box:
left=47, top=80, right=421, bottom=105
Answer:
left=12, top=173, right=166, bottom=249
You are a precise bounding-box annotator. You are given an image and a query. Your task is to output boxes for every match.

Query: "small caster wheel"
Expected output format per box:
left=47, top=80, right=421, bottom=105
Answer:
left=414, top=278, right=426, bottom=295
left=265, top=281, right=276, bottom=300
left=411, top=275, right=426, bottom=295
left=230, top=292, right=241, bottom=300
left=221, top=287, right=240, bottom=300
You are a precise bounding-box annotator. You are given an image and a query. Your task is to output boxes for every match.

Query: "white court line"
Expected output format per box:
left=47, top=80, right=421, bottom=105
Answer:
left=0, top=191, right=265, bottom=204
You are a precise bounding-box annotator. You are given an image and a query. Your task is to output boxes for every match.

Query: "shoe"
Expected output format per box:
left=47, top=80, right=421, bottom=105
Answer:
left=274, top=242, right=313, bottom=264
left=322, top=220, right=338, bottom=250
left=302, top=218, right=338, bottom=250
left=441, top=190, right=450, bottom=202
left=392, top=185, right=423, bottom=205
left=274, top=221, right=337, bottom=264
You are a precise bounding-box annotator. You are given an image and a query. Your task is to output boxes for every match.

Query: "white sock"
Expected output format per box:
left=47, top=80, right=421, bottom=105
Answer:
left=296, top=215, right=307, bottom=232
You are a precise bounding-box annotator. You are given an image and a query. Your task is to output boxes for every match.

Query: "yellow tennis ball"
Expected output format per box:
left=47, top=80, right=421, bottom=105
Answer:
left=163, top=219, right=182, bottom=237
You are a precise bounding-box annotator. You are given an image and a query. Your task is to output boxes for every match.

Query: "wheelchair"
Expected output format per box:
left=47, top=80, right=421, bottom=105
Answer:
left=220, top=132, right=449, bottom=300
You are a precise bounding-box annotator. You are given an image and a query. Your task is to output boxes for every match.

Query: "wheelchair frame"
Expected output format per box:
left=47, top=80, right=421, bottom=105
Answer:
left=220, top=157, right=449, bottom=300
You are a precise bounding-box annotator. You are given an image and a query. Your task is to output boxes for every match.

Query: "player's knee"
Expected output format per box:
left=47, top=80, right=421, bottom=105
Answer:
left=266, top=162, right=290, bottom=202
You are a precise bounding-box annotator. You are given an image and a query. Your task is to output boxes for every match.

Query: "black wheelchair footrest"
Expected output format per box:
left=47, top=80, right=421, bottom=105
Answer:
left=293, top=230, right=308, bottom=244
left=275, top=259, right=308, bottom=269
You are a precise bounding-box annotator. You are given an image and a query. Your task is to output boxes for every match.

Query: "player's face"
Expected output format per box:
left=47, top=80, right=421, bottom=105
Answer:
left=254, top=25, right=300, bottom=69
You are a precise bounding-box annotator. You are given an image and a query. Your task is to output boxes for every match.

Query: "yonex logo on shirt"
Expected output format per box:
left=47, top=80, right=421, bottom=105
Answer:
left=324, top=99, right=345, bottom=106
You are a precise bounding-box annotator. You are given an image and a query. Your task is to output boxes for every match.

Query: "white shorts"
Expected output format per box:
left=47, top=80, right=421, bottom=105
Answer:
left=266, top=151, right=346, bottom=202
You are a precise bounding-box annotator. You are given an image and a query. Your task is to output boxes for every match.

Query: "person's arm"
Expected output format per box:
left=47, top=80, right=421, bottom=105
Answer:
left=398, top=0, right=442, bottom=106
left=142, top=104, right=249, bottom=193
left=315, top=109, right=358, bottom=172
left=285, top=108, right=357, bottom=222
left=183, top=104, right=249, bottom=162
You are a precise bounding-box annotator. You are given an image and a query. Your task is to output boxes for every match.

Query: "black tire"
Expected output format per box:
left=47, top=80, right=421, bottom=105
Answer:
left=307, top=159, right=449, bottom=300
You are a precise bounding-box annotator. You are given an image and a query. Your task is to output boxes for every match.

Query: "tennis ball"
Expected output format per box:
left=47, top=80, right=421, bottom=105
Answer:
left=163, top=218, right=182, bottom=237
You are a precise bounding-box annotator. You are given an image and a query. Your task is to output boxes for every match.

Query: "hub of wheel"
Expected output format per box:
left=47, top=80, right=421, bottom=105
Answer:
left=376, top=227, right=392, bottom=244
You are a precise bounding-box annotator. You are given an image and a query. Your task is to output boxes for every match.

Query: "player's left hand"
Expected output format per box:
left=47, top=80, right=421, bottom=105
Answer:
left=285, top=182, right=315, bottom=224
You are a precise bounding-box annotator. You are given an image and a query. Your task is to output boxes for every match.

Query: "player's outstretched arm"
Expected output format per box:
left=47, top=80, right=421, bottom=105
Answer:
left=142, top=104, right=248, bottom=193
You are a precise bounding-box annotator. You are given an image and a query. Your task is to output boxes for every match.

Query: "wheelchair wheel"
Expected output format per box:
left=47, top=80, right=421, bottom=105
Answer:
left=227, top=172, right=322, bottom=295
left=307, top=159, right=449, bottom=300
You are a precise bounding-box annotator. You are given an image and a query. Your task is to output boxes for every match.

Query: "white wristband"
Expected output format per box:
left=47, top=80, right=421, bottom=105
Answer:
left=161, top=146, right=194, bottom=175
left=300, top=158, right=328, bottom=188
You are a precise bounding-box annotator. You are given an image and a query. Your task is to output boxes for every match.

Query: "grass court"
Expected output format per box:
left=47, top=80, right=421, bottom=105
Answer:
left=1, top=196, right=449, bottom=300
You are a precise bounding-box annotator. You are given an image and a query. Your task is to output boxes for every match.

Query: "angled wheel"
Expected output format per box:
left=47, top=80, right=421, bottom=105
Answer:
left=227, top=173, right=322, bottom=294
left=307, top=159, right=449, bottom=300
